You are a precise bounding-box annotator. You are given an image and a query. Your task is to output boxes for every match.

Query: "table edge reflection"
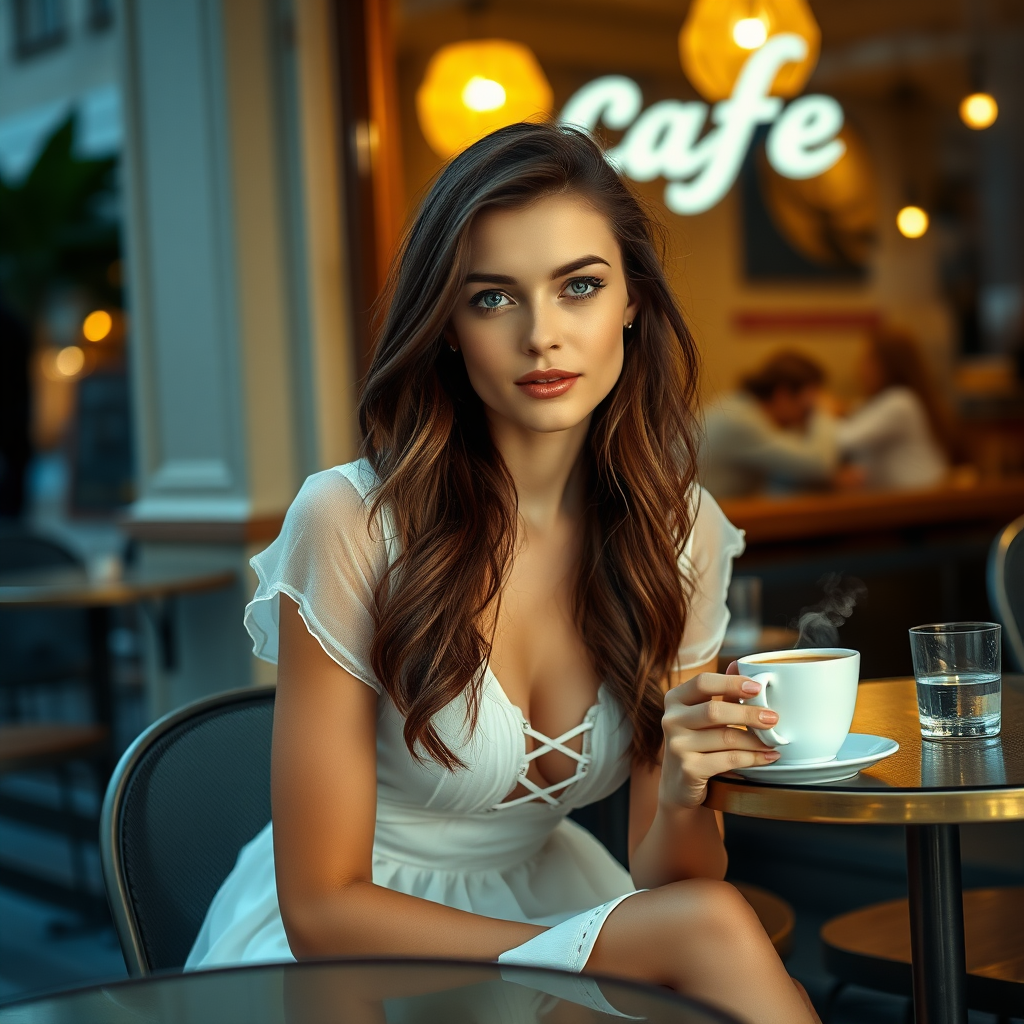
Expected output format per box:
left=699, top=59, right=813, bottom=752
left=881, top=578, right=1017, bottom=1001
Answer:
left=0, top=957, right=741, bottom=1024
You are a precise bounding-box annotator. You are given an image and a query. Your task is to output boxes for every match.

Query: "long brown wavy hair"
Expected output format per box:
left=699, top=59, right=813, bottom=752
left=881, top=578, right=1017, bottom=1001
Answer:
left=359, top=123, right=701, bottom=769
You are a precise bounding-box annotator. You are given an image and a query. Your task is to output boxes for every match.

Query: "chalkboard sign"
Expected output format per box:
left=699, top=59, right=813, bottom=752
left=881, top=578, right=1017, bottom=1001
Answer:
left=70, top=371, right=134, bottom=514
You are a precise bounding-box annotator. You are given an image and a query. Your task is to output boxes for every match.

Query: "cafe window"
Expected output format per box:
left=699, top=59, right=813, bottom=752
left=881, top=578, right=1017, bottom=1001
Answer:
left=11, top=0, right=67, bottom=59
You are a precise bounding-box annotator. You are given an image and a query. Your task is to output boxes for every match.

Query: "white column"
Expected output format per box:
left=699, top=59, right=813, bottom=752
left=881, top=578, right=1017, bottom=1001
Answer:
left=119, top=0, right=359, bottom=713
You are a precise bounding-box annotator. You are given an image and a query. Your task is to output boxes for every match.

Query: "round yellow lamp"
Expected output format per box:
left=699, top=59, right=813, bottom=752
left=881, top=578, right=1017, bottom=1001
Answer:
left=82, top=309, right=112, bottom=342
left=679, top=0, right=821, bottom=103
left=416, top=40, right=554, bottom=159
left=959, top=92, right=998, bottom=130
left=55, top=345, right=86, bottom=378
left=733, top=17, right=768, bottom=50
left=896, top=205, right=929, bottom=239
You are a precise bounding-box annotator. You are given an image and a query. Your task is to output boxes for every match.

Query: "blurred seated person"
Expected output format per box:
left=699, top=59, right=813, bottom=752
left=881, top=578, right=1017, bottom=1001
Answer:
left=836, top=328, right=953, bottom=490
left=701, top=351, right=843, bottom=499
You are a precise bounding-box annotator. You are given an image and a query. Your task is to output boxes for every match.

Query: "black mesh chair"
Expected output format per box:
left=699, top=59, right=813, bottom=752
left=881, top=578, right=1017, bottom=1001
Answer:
left=988, top=514, right=1024, bottom=672
left=100, top=686, right=275, bottom=975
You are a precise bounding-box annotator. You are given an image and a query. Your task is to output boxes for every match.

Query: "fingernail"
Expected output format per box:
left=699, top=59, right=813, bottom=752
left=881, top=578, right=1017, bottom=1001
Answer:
left=741, top=680, right=761, bottom=695
left=758, top=710, right=778, bottom=723
left=764, top=751, right=781, bottom=761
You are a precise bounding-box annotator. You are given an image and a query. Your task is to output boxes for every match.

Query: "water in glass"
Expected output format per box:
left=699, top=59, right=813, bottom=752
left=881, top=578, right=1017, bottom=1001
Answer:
left=915, top=672, right=1001, bottom=739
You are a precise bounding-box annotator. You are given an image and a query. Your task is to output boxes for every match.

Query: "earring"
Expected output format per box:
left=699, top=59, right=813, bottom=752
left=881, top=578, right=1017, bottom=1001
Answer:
left=625, top=321, right=634, bottom=330
left=449, top=342, right=458, bottom=353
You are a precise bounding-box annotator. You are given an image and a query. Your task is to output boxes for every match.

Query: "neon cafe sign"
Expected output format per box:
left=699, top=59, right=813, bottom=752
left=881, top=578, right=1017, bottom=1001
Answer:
left=559, top=33, right=845, bottom=216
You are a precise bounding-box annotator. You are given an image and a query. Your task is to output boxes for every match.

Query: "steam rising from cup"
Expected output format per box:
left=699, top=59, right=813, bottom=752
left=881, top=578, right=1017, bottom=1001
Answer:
left=793, top=573, right=866, bottom=648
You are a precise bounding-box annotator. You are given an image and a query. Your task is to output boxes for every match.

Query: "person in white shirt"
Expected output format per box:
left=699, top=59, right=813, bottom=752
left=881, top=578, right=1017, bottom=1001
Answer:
left=701, top=351, right=841, bottom=499
left=837, top=330, right=952, bottom=490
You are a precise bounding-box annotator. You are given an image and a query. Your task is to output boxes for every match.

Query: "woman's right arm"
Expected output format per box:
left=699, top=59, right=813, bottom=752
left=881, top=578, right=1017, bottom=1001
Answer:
left=272, top=594, right=544, bottom=959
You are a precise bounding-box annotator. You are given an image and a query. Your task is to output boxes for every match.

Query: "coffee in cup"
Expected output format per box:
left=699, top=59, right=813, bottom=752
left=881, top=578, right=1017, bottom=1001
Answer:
left=737, top=647, right=860, bottom=764
left=748, top=653, right=846, bottom=664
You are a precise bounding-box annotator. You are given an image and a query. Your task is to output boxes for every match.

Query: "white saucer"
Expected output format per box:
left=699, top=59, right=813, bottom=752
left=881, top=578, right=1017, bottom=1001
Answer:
left=732, top=733, right=900, bottom=784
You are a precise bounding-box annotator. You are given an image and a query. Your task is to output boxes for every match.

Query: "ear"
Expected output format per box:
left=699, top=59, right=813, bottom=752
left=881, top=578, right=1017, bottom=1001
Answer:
left=624, top=290, right=640, bottom=329
left=442, top=322, right=459, bottom=352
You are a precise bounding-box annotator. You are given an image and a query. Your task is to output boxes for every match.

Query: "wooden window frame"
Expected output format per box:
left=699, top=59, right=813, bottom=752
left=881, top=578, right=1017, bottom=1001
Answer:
left=330, top=0, right=405, bottom=375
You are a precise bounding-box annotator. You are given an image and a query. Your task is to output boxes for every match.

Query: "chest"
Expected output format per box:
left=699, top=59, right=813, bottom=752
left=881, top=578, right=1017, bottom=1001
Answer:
left=483, top=528, right=602, bottom=793
left=486, top=528, right=599, bottom=724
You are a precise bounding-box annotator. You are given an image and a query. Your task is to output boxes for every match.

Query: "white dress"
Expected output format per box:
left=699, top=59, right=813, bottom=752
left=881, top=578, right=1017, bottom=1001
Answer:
left=836, top=387, right=948, bottom=490
left=186, top=459, right=745, bottom=974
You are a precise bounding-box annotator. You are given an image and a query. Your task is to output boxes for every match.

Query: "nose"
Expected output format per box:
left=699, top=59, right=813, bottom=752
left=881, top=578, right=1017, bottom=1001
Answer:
left=523, top=302, right=560, bottom=357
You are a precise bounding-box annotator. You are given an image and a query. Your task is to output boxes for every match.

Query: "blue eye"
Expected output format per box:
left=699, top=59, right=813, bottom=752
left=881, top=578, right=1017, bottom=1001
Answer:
left=564, top=277, right=605, bottom=299
left=470, top=290, right=511, bottom=310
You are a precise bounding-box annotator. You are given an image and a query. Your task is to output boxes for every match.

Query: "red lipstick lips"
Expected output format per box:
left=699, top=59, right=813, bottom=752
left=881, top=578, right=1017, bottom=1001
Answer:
left=514, top=369, right=581, bottom=400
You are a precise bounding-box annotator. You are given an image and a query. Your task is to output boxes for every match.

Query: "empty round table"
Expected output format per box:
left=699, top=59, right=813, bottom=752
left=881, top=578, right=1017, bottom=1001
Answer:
left=705, top=675, right=1024, bottom=1024
left=0, top=959, right=743, bottom=1024
left=0, top=564, right=236, bottom=756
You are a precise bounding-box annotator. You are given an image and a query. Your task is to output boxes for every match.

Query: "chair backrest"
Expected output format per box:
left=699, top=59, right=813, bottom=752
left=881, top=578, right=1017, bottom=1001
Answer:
left=100, top=686, right=275, bottom=975
left=988, top=514, right=1024, bottom=673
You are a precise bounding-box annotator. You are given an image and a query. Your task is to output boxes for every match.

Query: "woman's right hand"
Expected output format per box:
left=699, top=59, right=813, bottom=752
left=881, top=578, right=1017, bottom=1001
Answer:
left=657, top=667, right=781, bottom=810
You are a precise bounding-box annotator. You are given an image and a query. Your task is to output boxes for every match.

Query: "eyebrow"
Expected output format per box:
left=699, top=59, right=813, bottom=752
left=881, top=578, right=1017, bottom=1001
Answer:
left=464, top=254, right=611, bottom=286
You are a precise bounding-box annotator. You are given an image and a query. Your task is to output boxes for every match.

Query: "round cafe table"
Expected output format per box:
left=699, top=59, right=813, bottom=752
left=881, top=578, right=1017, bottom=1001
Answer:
left=705, top=675, right=1024, bottom=1024
left=0, top=959, right=742, bottom=1024
left=0, top=564, right=237, bottom=753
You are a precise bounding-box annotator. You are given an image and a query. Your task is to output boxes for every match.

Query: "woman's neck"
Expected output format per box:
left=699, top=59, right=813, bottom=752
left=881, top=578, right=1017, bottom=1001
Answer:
left=487, top=413, right=590, bottom=532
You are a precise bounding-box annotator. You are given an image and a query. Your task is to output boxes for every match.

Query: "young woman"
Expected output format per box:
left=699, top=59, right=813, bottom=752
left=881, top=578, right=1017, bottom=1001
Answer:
left=186, top=123, right=817, bottom=1024
left=837, top=328, right=954, bottom=489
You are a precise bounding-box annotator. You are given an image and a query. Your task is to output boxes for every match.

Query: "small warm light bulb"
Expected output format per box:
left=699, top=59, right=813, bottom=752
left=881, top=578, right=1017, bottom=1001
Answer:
left=959, top=92, right=998, bottom=130
left=897, top=205, right=929, bottom=239
left=733, top=16, right=768, bottom=50
left=82, top=309, right=112, bottom=342
left=55, top=345, right=86, bottom=377
left=461, top=76, right=507, bottom=112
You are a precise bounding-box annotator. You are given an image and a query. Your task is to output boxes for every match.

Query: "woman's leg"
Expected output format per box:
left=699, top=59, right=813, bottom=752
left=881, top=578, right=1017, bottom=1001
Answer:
left=584, top=879, right=820, bottom=1024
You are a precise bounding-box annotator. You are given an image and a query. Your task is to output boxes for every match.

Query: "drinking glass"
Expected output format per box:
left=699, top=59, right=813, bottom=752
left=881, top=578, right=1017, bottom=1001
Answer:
left=725, top=576, right=762, bottom=648
left=908, top=622, right=1001, bottom=740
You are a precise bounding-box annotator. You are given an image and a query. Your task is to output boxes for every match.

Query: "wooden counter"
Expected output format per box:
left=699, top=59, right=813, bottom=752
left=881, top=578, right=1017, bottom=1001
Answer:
left=718, top=477, right=1024, bottom=546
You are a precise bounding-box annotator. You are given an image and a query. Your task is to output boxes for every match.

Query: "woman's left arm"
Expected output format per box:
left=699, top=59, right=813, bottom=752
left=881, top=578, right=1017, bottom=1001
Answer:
left=627, top=659, right=778, bottom=888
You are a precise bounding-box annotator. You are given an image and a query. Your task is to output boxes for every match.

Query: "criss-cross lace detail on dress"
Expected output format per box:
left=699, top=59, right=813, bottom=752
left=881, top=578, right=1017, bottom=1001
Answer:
left=494, top=718, right=595, bottom=810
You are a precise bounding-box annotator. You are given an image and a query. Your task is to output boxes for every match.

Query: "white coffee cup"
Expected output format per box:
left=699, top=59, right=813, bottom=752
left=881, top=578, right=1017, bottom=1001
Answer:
left=737, top=647, right=860, bottom=765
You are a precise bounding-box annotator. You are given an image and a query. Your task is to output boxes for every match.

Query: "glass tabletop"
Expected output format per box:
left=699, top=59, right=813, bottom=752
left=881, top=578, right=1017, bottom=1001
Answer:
left=0, top=960, right=741, bottom=1024
left=706, top=676, right=1024, bottom=824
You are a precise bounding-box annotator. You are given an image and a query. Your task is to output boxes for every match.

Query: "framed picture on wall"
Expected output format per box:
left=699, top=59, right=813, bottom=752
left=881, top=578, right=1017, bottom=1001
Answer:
left=741, top=126, right=876, bottom=283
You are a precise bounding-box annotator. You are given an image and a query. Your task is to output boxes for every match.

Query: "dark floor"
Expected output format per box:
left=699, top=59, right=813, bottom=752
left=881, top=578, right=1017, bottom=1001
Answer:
left=0, top=665, right=144, bottom=1003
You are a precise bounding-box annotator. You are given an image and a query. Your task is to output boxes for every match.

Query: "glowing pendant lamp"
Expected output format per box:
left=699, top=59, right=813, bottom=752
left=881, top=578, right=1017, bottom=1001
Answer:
left=679, top=0, right=821, bottom=103
left=959, top=92, right=998, bottom=129
left=416, top=39, right=554, bottom=159
left=896, top=205, right=929, bottom=239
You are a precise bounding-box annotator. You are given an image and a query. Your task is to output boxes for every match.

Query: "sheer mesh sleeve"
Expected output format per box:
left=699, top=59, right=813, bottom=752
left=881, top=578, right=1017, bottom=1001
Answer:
left=244, top=465, right=390, bottom=693
left=674, top=487, right=746, bottom=671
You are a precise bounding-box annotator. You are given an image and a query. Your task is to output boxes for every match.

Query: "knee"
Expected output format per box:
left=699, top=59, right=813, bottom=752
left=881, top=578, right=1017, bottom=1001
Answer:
left=666, top=878, right=764, bottom=949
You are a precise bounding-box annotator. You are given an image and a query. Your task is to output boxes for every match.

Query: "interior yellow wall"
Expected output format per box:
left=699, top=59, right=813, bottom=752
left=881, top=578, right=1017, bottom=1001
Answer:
left=394, top=2, right=954, bottom=407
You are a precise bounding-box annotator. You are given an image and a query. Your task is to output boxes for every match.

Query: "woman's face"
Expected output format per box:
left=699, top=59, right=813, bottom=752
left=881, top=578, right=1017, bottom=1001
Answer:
left=449, top=193, right=638, bottom=438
